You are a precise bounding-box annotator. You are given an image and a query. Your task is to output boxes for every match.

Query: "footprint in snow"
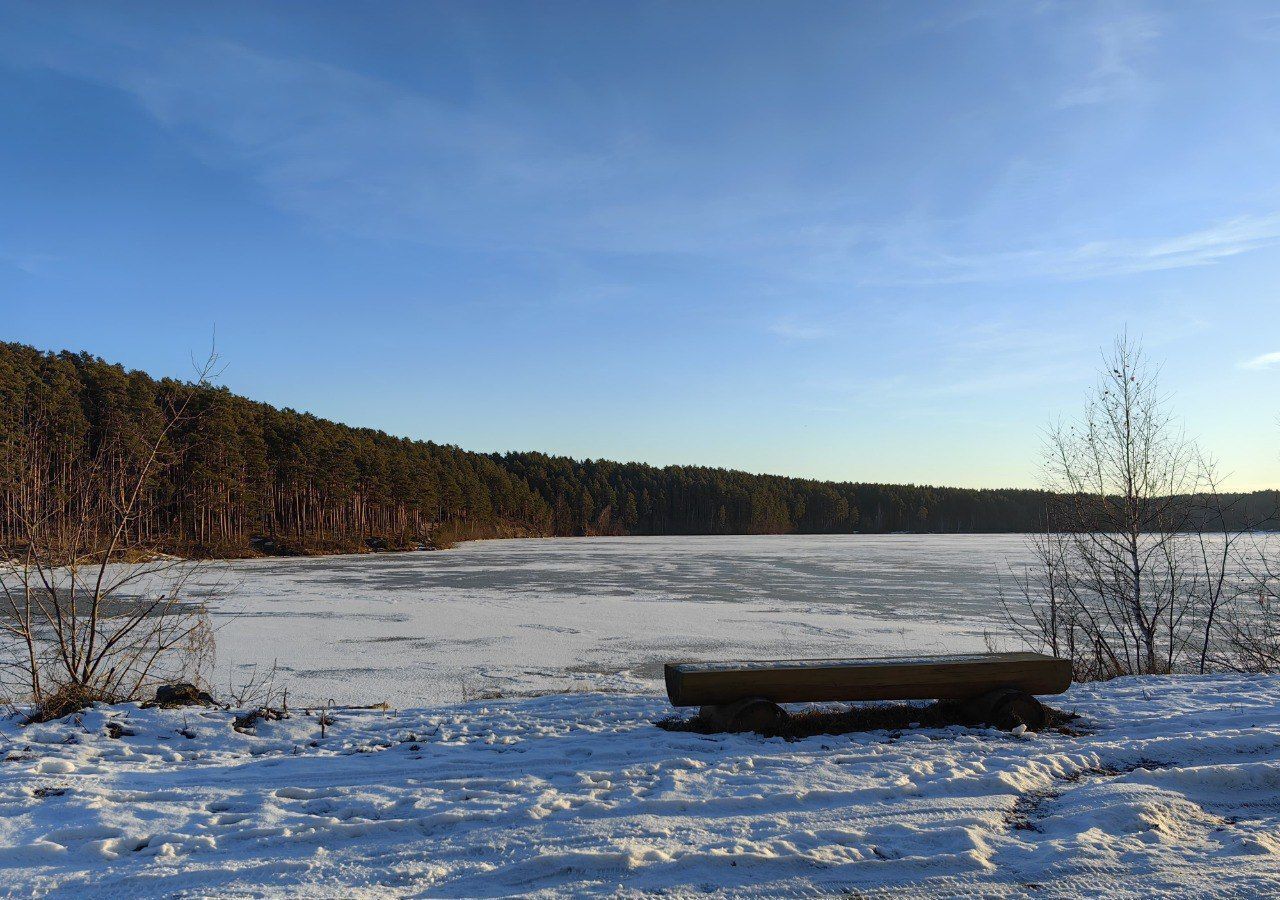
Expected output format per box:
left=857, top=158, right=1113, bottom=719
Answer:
left=274, top=786, right=327, bottom=800
left=34, top=759, right=76, bottom=775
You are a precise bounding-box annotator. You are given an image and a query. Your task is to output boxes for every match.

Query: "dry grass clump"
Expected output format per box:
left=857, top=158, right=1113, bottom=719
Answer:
left=27, top=683, right=113, bottom=724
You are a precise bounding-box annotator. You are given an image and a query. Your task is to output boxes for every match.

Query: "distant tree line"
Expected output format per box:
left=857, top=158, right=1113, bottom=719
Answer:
left=2, top=342, right=1275, bottom=557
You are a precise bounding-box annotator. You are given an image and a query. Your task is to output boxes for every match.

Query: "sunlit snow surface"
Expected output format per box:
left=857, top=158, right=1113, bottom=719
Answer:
left=4, top=676, right=1280, bottom=897
left=9, top=536, right=1280, bottom=896
left=198, top=535, right=1035, bottom=707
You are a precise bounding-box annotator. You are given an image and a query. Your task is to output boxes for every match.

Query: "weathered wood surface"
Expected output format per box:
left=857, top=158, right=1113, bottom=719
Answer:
left=664, top=652, right=1071, bottom=707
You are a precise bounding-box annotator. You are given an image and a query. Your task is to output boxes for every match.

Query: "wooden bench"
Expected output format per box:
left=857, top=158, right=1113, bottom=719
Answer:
left=664, top=651, right=1072, bottom=733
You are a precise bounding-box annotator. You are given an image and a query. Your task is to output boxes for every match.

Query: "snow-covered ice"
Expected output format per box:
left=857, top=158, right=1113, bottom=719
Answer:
left=3, top=675, right=1280, bottom=897
left=199, top=535, right=1034, bottom=706
left=10, top=534, right=1276, bottom=896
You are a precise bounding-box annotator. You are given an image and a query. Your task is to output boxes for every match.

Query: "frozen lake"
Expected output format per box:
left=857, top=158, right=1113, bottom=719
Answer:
left=193, top=534, right=1039, bottom=706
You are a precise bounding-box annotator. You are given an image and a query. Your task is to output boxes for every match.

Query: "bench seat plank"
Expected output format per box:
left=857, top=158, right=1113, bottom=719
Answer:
left=664, top=651, right=1071, bottom=707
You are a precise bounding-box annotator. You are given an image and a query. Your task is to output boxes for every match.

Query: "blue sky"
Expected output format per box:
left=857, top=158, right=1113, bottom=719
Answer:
left=2, top=1, right=1278, bottom=490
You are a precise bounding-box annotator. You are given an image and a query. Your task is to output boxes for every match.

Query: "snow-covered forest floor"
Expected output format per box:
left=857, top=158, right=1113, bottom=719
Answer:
left=2, top=675, right=1279, bottom=897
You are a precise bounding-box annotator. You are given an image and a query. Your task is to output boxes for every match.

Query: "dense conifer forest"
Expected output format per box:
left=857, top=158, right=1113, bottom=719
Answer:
left=2, top=342, right=1275, bottom=556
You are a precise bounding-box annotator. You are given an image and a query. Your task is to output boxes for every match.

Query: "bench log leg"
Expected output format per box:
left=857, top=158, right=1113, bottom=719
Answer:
left=960, top=687, right=1046, bottom=731
left=699, top=697, right=789, bottom=734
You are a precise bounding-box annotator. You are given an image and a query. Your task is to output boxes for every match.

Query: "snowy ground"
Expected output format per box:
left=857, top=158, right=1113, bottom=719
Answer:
left=197, top=535, right=1034, bottom=706
left=3, top=675, right=1280, bottom=897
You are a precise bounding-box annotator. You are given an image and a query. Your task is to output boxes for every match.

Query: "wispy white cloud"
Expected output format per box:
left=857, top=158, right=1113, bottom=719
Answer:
left=1058, top=11, right=1161, bottom=107
left=1, top=16, right=613, bottom=250
left=4, top=2, right=1276, bottom=299
left=1238, top=10, right=1280, bottom=44
left=803, top=358, right=1084, bottom=409
left=1241, top=351, right=1280, bottom=371
left=1, top=249, right=59, bottom=276
left=768, top=316, right=830, bottom=341
left=798, top=313, right=1096, bottom=408
left=868, top=213, right=1280, bottom=286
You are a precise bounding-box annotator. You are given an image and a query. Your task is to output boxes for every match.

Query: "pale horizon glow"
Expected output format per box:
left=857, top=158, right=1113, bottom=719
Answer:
left=2, top=1, right=1278, bottom=491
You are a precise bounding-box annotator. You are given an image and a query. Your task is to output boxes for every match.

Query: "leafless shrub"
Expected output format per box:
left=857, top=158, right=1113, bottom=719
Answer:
left=1005, top=334, right=1269, bottom=680
left=0, top=352, right=220, bottom=713
left=224, top=660, right=288, bottom=710
left=1215, top=534, right=1280, bottom=673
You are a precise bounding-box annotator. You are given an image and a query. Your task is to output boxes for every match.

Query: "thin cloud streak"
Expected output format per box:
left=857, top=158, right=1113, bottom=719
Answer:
left=864, top=214, right=1280, bottom=286
left=768, top=317, right=831, bottom=341
left=4, top=23, right=611, bottom=250
left=1057, top=12, right=1161, bottom=107
left=8, top=8, right=1278, bottom=296
left=1241, top=351, right=1280, bottom=371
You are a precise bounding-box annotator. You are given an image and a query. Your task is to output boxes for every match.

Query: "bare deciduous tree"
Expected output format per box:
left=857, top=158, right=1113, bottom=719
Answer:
left=1049, top=335, right=1200, bottom=675
left=1005, top=334, right=1254, bottom=679
left=0, top=355, right=218, bottom=717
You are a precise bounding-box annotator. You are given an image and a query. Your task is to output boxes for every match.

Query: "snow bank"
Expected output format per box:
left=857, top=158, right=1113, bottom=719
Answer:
left=3, top=674, right=1280, bottom=897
